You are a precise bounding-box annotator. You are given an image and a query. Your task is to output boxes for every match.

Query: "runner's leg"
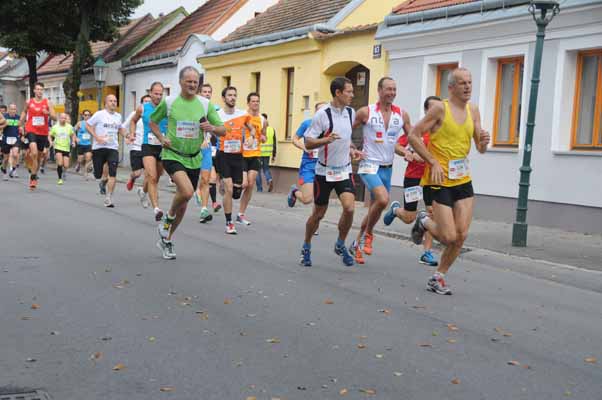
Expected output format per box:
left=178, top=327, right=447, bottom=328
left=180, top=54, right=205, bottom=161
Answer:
left=239, top=169, right=257, bottom=215
left=304, top=205, right=327, bottom=244
left=436, top=198, right=473, bottom=274
left=143, top=156, right=160, bottom=209
left=337, top=192, right=355, bottom=242
left=166, top=170, right=194, bottom=241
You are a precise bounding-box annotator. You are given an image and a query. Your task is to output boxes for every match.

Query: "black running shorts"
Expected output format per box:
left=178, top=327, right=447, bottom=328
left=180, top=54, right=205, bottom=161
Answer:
left=313, top=174, right=355, bottom=206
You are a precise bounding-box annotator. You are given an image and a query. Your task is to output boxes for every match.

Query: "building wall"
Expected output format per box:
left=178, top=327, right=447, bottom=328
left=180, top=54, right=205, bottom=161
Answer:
left=336, top=0, right=398, bottom=29
left=122, top=64, right=178, bottom=116
left=210, top=0, right=279, bottom=41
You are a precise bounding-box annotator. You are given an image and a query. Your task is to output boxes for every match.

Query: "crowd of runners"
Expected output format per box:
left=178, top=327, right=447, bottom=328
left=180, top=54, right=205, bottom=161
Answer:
left=0, top=65, right=489, bottom=295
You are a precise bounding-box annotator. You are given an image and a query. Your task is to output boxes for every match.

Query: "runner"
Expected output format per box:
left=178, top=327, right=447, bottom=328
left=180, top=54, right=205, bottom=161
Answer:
left=48, top=113, right=75, bottom=185
left=125, top=95, right=151, bottom=208
left=130, top=82, right=167, bottom=222
left=196, top=83, right=222, bottom=223
left=300, top=77, right=363, bottom=267
left=383, top=96, right=441, bottom=267
left=74, top=110, right=93, bottom=180
left=288, top=101, right=327, bottom=207
left=217, top=86, right=255, bottom=234
left=256, top=113, right=276, bottom=192
left=86, top=94, right=124, bottom=208
left=1, top=104, right=20, bottom=180
left=151, top=66, right=225, bottom=259
left=237, top=92, right=266, bottom=226
left=408, top=68, right=490, bottom=295
left=19, top=82, right=57, bottom=189
left=349, top=77, right=410, bottom=264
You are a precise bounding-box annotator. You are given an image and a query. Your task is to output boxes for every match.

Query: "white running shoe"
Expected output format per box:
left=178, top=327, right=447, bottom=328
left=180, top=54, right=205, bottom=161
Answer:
left=156, top=238, right=176, bottom=260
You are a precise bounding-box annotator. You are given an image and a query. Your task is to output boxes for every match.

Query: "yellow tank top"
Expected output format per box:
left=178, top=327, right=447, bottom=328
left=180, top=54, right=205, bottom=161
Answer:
left=421, top=100, right=473, bottom=187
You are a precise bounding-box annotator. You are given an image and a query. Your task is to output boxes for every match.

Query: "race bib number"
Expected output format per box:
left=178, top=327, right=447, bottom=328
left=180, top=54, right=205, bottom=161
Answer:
left=32, top=116, right=45, bottom=126
left=6, top=137, right=17, bottom=145
left=243, top=137, right=258, bottom=151
left=308, top=149, right=319, bottom=159
left=358, top=160, right=379, bottom=175
left=211, top=146, right=217, bottom=157
left=325, top=166, right=349, bottom=182
left=448, top=158, right=470, bottom=180
left=58, top=132, right=68, bottom=140
left=81, top=133, right=91, bottom=140
left=103, top=129, right=117, bottom=145
left=176, top=121, right=199, bottom=139
left=404, top=186, right=423, bottom=203
left=387, top=131, right=398, bottom=144
left=148, top=133, right=161, bottom=145
left=224, top=139, right=241, bottom=153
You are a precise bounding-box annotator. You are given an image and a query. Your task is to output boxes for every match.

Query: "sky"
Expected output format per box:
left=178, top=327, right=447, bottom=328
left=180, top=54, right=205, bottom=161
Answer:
left=132, top=0, right=205, bottom=18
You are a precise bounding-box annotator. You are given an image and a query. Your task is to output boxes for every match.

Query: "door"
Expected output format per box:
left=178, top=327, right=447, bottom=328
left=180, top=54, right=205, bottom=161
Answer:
left=346, top=64, right=370, bottom=201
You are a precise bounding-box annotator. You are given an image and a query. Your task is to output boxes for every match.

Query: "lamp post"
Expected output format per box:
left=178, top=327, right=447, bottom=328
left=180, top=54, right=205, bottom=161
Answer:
left=511, top=0, right=559, bottom=247
left=93, top=57, right=108, bottom=112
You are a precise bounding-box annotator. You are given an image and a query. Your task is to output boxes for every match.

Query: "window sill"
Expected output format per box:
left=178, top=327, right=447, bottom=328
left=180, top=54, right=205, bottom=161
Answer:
left=487, top=146, right=519, bottom=153
left=552, top=150, right=602, bottom=157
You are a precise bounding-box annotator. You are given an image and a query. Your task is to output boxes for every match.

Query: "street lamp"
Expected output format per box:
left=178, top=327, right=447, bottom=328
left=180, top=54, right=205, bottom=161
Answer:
left=93, top=56, right=108, bottom=112
left=512, top=0, right=559, bottom=247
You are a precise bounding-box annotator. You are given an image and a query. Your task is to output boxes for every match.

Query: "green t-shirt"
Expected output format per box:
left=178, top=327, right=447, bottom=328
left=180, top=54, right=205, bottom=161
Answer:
left=150, top=95, right=222, bottom=169
left=50, top=123, right=73, bottom=152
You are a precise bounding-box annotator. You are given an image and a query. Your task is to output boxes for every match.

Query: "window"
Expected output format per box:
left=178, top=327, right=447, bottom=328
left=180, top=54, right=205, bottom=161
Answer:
left=163, top=87, right=170, bottom=96
left=492, top=57, right=524, bottom=146
left=222, top=76, right=231, bottom=88
left=131, top=91, right=136, bottom=107
left=435, top=63, right=458, bottom=99
left=571, top=49, right=602, bottom=149
left=252, top=72, right=261, bottom=94
left=285, top=68, right=295, bottom=139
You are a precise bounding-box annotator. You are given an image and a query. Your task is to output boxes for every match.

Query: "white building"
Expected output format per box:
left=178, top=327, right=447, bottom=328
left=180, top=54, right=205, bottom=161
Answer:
left=121, top=0, right=279, bottom=114
left=377, top=0, right=602, bottom=234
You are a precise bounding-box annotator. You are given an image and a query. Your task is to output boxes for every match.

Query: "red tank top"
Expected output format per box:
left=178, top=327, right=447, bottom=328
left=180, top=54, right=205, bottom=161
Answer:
left=25, top=98, right=50, bottom=136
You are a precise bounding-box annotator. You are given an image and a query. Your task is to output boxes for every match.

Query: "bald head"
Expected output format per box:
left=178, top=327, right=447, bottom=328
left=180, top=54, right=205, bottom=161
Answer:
left=105, top=94, right=118, bottom=112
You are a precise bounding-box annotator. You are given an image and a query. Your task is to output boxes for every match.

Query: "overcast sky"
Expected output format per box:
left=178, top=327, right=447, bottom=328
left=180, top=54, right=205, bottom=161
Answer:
left=132, top=0, right=205, bottom=18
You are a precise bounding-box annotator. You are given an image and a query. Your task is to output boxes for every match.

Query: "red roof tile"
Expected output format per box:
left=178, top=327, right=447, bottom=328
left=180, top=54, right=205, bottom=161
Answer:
left=134, top=0, right=247, bottom=61
left=393, top=0, right=477, bottom=14
left=223, top=0, right=353, bottom=43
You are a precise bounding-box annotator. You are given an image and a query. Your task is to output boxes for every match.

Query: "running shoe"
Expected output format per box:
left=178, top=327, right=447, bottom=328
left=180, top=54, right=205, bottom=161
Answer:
left=349, top=240, right=365, bottom=264
left=126, top=178, right=135, bottom=191
left=136, top=187, right=150, bottom=208
left=300, top=247, right=312, bottom=267
left=383, top=201, right=401, bottom=226
left=104, top=197, right=114, bottom=208
left=75, top=164, right=80, bottom=173
left=411, top=210, right=428, bottom=245
left=9, top=168, right=17, bottom=178
left=225, top=222, right=237, bottom=235
left=334, top=242, right=355, bottom=267
left=427, top=273, right=452, bottom=295
left=212, top=202, right=222, bottom=212
left=236, top=214, right=251, bottom=226
left=40, top=167, right=45, bottom=174
left=419, top=251, right=439, bottom=267
left=287, top=184, right=297, bottom=208
left=156, top=238, right=176, bottom=260
left=29, top=178, right=37, bottom=190
left=199, top=207, right=213, bottom=223
left=57, top=179, right=63, bottom=185
left=158, top=215, right=175, bottom=239
left=363, top=233, right=374, bottom=256
left=154, top=208, right=164, bottom=222
left=99, top=180, right=107, bottom=195
left=193, top=191, right=202, bottom=207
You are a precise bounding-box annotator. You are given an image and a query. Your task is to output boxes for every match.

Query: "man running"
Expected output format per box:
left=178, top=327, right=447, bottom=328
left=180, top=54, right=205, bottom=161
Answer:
left=19, top=82, right=57, bottom=189
left=300, top=77, right=363, bottom=267
left=124, top=95, right=151, bottom=208
left=349, top=77, right=410, bottom=264
left=151, top=66, right=225, bottom=259
left=217, top=86, right=255, bottom=234
left=409, top=68, right=490, bottom=295
left=86, top=94, right=124, bottom=208
left=74, top=110, right=93, bottom=180
left=256, top=113, right=276, bottom=192
left=288, top=101, right=327, bottom=207
left=48, top=113, right=75, bottom=185
left=237, top=92, right=266, bottom=226
left=383, top=96, right=441, bottom=267
left=1, top=104, right=20, bottom=180
left=130, top=82, right=167, bottom=222
left=196, top=83, right=221, bottom=223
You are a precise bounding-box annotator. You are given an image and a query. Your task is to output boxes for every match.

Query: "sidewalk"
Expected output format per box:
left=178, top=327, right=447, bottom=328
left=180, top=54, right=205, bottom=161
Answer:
left=109, top=166, right=602, bottom=272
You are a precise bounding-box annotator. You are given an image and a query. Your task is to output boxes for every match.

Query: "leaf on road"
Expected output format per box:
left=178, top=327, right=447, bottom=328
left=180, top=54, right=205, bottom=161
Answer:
left=339, top=388, right=348, bottom=395
left=447, top=324, right=459, bottom=331
left=324, top=299, right=334, bottom=304
left=90, top=352, right=102, bottom=360
left=378, top=309, right=391, bottom=315
left=21, top=316, right=32, bottom=320
left=148, top=336, right=156, bottom=342
left=197, top=311, right=209, bottom=320
left=412, top=305, right=427, bottom=309
left=494, top=327, right=504, bottom=333
left=432, top=330, right=439, bottom=337
left=357, top=344, right=366, bottom=349
left=246, top=397, right=257, bottom=400
left=297, top=386, right=307, bottom=390
left=447, top=339, right=457, bottom=344
left=393, top=372, right=403, bottom=377
left=224, top=298, right=232, bottom=305
left=584, top=357, right=597, bottom=364
left=50, top=331, right=60, bottom=335
left=418, top=343, right=432, bottom=347
left=266, top=337, right=281, bottom=344
left=359, top=388, right=376, bottom=395
left=451, top=378, right=461, bottom=384
left=112, top=363, right=125, bottom=371
left=100, top=336, right=112, bottom=341
left=375, top=354, right=384, bottom=359
left=503, top=332, right=513, bottom=337
left=507, top=360, right=521, bottom=366
left=25, top=358, right=36, bottom=362
left=159, top=387, right=175, bottom=392
left=31, top=303, right=40, bottom=310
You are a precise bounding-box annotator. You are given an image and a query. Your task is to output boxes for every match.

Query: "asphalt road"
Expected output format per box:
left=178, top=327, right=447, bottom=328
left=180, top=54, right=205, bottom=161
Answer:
left=1, top=173, right=601, bottom=400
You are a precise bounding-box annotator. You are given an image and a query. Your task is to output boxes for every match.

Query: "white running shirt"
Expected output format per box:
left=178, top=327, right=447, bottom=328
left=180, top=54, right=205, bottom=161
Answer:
left=87, top=109, right=122, bottom=151
left=122, top=111, right=144, bottom=152
left=362, top=103, right=405, bottom=165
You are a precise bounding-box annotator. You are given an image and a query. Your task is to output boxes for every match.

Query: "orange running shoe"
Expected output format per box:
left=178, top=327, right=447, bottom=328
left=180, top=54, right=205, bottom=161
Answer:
left=350, top=240, right=365, bottom=264
left=29, top=178, right=37, bottom=190
left=363, top=233, right=374, bottom=256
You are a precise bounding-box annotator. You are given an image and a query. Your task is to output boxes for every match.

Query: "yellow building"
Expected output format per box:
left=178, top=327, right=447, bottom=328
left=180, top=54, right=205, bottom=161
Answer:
left=198, top=0, right=399, bottom=193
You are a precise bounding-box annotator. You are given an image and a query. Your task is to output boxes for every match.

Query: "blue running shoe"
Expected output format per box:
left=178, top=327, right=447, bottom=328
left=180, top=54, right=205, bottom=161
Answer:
left=334, top=243, right=354, bottom=267
left=287, top=184, right=298, bottom=208
left=383, top=201, right=401, bottom=226
left=300, top=248, right=312, bottom=267
left=419, top=250, right=438, bottom=267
